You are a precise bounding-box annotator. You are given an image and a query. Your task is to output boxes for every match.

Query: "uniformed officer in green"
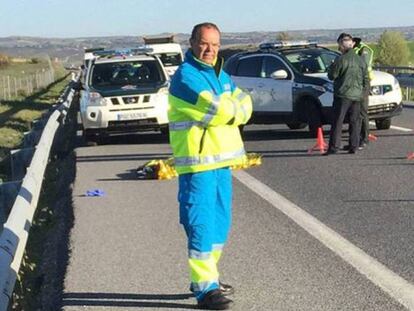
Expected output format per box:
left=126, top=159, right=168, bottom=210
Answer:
left=347, top=37, right=374, bottom=149
left=325, top=33, right=369, bottom=155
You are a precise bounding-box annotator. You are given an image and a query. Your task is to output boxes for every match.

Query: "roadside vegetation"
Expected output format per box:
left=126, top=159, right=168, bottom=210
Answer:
left=0, top=57, right=69, bottom=180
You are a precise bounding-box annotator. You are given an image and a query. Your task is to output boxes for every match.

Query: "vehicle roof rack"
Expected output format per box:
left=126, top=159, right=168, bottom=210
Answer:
left=259, top=40, right=318, bottom=50
left=93, top=47, right=154, bottom=59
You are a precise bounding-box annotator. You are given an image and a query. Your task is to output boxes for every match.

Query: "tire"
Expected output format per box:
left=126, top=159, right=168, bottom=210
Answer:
left=83, top=129, right=102, bottom=146
left=286, top=122, right=307, bottom=130
left=375, top=118, right=391, bottom=130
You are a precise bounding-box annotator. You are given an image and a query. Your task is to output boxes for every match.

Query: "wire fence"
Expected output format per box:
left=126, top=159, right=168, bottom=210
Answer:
left=0, top=69, right=55, bottom=100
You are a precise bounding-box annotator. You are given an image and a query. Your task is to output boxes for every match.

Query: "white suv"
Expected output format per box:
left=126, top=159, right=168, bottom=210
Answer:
left=80, top=48, right=169, bottom=142
left=224, top=41, right=403, bottom=135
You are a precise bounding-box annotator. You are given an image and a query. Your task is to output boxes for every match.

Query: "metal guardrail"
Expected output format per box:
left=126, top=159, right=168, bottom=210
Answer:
left=0, top=73, right=80, bottom=310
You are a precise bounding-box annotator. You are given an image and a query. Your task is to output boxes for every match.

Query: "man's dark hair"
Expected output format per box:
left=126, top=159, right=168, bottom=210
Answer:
left=190, top=22, right=221, bottom=42
left=337, top=32, right=353, bottom=43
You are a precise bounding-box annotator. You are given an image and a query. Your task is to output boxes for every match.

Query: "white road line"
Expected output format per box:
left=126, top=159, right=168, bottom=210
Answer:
left=369, top=121, right=413, bottom=132
left=233, top=170, right=414, bottom=310
left=390, top=125, right=413, bottom=132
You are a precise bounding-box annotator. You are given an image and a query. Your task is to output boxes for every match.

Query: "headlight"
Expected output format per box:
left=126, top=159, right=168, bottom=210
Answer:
left=371, top=85, right=381, bottom=95
left=88, top=92, right=107, bottom=106
left=158, top=87, right=169, bottom=95
left=393, top=77, right=400, bottom=90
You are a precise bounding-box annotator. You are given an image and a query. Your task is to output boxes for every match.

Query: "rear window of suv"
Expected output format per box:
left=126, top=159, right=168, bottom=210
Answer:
left=283, top=49, right=338, bottom=74
left=90, top=60, right=166, bottom=89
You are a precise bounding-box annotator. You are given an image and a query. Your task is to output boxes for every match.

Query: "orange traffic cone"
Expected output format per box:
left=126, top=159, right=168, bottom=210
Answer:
left=407, top=152, right=414, bottom=160
left=368, top=133, right=378, bottom=142
left=308, top=127, right=328, bottom=154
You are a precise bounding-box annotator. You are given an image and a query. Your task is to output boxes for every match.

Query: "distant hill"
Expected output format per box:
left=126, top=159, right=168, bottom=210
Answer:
left=1, top=25, right=413, bottom=66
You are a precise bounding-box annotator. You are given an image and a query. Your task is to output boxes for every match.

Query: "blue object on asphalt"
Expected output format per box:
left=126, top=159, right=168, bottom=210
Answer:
left=86, top=189, right=106, bottom=197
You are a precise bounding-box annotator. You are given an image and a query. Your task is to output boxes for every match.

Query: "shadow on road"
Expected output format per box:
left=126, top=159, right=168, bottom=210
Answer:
left=61, top=292, right=196, bottom=309
left=97, top=169, right=139, bottom=181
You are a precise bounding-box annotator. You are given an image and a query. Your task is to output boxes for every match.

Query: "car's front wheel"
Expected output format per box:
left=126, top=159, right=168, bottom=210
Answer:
left=375, top=118, right=391, bottom=130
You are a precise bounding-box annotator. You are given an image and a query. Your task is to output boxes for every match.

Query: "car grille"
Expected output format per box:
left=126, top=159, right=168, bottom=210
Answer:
left=108, top=95, right=151, bottom=106
left=368, top=103, right=398, bottom=114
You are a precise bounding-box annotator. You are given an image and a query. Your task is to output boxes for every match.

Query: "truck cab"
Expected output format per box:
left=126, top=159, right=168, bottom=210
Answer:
left=143, top=36, right=183, bottom=76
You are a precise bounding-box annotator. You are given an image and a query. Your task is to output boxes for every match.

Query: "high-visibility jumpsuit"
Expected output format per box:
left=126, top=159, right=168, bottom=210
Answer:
left=168, top=50, right=252, bottom=300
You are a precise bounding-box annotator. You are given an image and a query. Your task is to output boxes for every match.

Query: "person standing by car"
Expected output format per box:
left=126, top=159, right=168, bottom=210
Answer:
left=168, top=22, right=252, bottom=310
left=352, top=37, right=374, bottom=149
left=324, top=33, right=369, bottom=155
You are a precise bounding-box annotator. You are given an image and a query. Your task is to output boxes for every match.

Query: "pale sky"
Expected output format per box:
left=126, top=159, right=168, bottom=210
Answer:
left=0, top=0, right=413, bottom=37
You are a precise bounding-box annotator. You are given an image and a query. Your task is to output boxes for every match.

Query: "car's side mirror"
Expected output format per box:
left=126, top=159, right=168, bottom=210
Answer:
left=270, top=70, right=288, bottom=80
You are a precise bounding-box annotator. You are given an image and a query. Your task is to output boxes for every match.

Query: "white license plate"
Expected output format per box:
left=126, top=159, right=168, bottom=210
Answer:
left=117, top=112, right=148, bottom=120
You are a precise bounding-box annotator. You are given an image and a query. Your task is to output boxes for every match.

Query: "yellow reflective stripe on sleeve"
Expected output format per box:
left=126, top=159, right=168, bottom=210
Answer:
left=174, top=148, right=246, bottom=167
left=231, top=99, right=237, bottom=119
left=240, top=105, right=248, bottom=123
left=201, top=95, right=220, bottom=126
left=235, top=92, right=248, bottom=102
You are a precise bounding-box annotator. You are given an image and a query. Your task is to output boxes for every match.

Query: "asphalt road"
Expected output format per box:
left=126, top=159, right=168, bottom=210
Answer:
left=62, top=106, right=414, bottom=310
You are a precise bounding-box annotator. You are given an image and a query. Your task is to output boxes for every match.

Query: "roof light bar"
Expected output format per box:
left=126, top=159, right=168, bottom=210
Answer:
left=94, top=46, right=154, bottom=58
left=259, top=40, right=318, bottom=50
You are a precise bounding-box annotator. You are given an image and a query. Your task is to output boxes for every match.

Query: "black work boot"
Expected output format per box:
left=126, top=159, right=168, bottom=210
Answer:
left=197, top=289, right=233, bottom=310
left=219, top=282, right=234, bottom=296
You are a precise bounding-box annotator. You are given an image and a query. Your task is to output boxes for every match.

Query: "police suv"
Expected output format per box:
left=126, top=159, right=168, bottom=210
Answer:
left=80, top=48, right=169, bottom=142
left=224, top=41, right=403, bottom=134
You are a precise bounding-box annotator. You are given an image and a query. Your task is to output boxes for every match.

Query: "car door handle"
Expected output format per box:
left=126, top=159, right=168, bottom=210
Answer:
left=257, top=83, right=264, bottom=88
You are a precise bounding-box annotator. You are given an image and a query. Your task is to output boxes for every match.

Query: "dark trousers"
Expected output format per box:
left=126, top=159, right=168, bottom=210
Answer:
left=359, top=87, right=370, bottom=144
left=328, top=96, right=361, bottom=151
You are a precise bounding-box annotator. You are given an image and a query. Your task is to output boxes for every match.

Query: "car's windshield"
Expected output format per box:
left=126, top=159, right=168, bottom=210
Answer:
left=283, top=49, right=338, bottom=74
left=90, top=60, right=166, bottom=89
left=154, top=53, right=182, bottom=67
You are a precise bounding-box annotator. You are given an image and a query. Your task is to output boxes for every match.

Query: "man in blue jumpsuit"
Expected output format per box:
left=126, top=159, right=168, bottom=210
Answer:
left=168, top=22, right=252, bottom=310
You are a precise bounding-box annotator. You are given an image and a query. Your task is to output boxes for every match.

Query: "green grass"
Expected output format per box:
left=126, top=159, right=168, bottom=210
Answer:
left=0, top=59, right=51, bottom=77
left=0, top=74, right=70, bottom=153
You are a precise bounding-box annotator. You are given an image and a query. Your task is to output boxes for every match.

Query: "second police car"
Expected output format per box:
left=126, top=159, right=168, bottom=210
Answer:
left=80, top=48, right=170, bottom=143
left=224, top=41, right=403, bottom=135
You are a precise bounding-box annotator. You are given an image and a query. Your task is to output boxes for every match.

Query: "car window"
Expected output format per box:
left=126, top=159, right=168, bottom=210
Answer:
left=236, top=56, right=263, bottom=77
left=154, top=53, right=182, bottom=67
left=90, top=60, right=165, bottom=89
left=284, top=49, right=338, bottom=74
left=263, top=56, right=290, bottom=79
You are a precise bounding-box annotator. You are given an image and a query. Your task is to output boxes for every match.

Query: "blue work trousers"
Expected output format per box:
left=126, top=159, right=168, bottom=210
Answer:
left=178, top=167, right=232, bottom=300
